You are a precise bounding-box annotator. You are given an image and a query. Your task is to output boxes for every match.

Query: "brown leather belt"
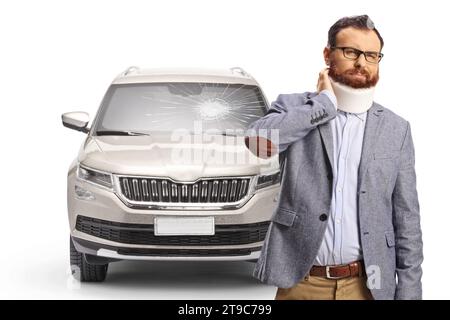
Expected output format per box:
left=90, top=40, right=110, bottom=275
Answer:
left=309, top=260, right=365, bottom=279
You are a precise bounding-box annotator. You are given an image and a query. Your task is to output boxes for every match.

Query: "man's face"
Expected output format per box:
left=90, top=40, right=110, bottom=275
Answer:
left=324, top=27, right=382, bottom=89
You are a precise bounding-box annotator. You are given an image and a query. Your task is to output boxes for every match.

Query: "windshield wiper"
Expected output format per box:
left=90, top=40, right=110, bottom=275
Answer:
left=219, top=132, right=240, bottom=137
left=191, top=131, right=241, bottom=137
left=95, top=130, right=150, bottom=136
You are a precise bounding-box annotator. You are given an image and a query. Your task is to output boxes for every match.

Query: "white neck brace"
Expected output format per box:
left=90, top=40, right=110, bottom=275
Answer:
left=329, top=78, right=376, bottom=114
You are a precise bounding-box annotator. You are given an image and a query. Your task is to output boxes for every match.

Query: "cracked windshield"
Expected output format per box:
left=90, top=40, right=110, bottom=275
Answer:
left=94, top=83, right=268, bottom=135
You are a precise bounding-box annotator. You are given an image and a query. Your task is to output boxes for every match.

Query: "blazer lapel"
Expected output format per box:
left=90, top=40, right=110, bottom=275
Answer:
left=318, top=120, right=334, bottom=173
left=357, top=103, right=384, bottom=191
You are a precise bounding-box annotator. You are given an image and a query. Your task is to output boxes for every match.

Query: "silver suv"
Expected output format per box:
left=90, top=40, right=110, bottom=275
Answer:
left=62, top=66, right=281, bottom=281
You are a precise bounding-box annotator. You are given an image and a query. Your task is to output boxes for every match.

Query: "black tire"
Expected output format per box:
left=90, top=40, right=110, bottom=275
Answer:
left=70, top=237, right=108, bottom=282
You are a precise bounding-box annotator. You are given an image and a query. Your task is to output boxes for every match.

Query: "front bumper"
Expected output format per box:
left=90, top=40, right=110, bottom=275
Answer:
left=72, top=236, right=261, bottom=261
left=68, top=165, right=279, bottom=261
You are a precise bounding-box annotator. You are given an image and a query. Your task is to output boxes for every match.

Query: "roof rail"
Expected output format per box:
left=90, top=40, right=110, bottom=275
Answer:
left=122, top=66, right=139, bottom=76
left=230, top=67, right=250, bottom=77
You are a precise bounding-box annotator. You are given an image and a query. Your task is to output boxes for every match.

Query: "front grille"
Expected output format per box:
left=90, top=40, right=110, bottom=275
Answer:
left=118, top=176, right=251, bottom=204
left=76, top=215, right=269, bottom=246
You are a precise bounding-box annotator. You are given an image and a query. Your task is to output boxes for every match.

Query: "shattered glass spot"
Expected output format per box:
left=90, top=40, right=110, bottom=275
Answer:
left=196, top=98, right=231, bottom=121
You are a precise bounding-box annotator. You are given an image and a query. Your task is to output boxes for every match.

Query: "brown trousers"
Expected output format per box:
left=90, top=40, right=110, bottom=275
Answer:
left=275, top=275, right=373, bottom=300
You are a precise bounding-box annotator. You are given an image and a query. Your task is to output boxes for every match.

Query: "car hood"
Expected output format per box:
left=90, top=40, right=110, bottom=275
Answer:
left=78, top=133, right=278, bottom=181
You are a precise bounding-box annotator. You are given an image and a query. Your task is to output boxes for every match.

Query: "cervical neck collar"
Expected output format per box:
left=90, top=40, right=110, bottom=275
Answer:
left=329, top=78, right=376, bottom=114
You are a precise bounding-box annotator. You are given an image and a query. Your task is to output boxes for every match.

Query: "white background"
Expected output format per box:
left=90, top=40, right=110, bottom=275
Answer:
left=1, top=0, right=448, bottom=299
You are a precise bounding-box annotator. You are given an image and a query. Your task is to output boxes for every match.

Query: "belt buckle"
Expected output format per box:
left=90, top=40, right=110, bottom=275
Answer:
left=325, top=266, right=343, bottom=279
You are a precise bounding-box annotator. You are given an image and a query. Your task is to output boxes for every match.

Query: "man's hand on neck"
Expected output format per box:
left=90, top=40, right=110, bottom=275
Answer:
left=317, top=67, right=335, bottom=95
left=316, top=67, right=338, bottom=110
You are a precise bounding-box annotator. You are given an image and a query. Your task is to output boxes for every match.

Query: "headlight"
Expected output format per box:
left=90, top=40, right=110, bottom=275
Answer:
left=77, top=164, right=113, bottom=189
left=254, top=171, right=281, bottom=191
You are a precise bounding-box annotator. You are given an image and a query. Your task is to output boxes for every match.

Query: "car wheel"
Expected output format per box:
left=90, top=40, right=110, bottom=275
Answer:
left=70, top=237, right=108, bottom=282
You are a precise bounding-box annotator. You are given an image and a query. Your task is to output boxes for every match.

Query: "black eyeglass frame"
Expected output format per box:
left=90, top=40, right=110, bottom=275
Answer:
left=330, top=46, right=384, bottom=63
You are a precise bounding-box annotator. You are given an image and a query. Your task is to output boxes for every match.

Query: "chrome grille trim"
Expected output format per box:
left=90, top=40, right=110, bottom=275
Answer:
left=230, top=179, right=238, bottom=202
left=113, top=175, right=256, bottom=210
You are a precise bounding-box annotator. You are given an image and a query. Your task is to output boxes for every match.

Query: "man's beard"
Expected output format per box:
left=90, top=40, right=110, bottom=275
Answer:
left=328, top=61, right=379, bottom=89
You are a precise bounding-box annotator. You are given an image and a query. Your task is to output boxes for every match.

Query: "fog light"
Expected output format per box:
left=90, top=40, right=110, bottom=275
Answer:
left=75, top=185, right=95, bottom=200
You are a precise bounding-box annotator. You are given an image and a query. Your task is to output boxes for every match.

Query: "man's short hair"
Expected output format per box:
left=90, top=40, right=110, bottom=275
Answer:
left=327, top=15, right=384, bottom=50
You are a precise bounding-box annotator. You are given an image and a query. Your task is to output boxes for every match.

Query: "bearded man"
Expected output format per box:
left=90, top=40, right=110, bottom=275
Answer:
left=247, top=15, right=423, bottom=300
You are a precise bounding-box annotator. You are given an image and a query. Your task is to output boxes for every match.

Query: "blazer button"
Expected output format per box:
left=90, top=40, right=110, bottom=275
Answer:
left=319, top=214, right=328, bottom=221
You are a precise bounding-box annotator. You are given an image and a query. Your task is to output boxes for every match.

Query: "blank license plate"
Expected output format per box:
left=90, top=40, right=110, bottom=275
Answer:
left=154, top=216, right=215, bottom=235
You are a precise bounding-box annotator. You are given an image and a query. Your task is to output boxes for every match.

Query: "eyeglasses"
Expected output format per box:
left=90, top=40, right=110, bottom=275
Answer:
left=330, top=46, right=384, bottom=64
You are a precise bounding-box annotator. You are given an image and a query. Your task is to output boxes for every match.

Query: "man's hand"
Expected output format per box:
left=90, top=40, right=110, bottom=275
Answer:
left=245, top=136, right=278, bottom=159
left=316, top=68, right=334, bottom=94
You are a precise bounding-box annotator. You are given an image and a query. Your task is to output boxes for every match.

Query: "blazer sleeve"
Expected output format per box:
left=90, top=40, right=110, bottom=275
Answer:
left=392, top=121, right=424, bottom=300
left=246, top=91, right=337, bottom=153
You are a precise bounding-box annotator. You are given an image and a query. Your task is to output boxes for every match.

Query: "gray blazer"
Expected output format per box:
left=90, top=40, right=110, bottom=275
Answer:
left=248, top=92, right=423, bottom=300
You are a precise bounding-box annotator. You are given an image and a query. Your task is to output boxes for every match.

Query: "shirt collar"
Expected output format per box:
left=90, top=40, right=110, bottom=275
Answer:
left=337, top=109, right=367, bottom=122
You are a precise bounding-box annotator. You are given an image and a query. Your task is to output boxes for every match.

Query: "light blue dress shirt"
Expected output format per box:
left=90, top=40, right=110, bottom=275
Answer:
left=313, top=90, right=367, bottom=266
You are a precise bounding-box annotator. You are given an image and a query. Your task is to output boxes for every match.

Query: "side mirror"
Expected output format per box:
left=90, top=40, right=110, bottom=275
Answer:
left=62, top=111, right=90, bottom=133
